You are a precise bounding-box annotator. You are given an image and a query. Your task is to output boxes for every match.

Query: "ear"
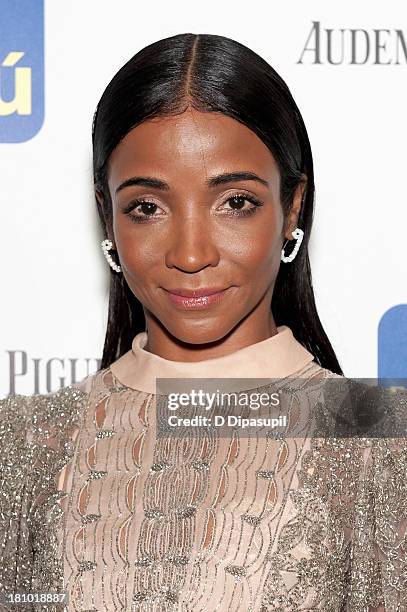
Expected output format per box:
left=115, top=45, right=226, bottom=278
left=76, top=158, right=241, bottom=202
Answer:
left=283, top=176, right=307, bottom=241
left=95, top=188, right=115, bottom=245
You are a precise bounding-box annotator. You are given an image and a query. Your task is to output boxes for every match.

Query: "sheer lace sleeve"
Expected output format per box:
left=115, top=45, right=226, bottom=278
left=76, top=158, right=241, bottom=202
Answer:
left=0, top=393, right=37, bottom=595
left=260, top=378, right=407, bottom=611
left=0, top=385, right=89, bottom=604
left=348, top=436, right=407, bottom=611
left=260, top=435, right=407, bottom=611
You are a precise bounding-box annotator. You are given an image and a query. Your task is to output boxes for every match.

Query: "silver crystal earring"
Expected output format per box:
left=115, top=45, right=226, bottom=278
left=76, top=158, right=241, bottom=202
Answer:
left=281, top=228, right=304, bottom=263
left=101, top=239, right=122, bottom=273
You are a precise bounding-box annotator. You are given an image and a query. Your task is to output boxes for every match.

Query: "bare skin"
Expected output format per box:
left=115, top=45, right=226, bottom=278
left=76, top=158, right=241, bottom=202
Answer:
left=97, top=108, right=306, bottom=362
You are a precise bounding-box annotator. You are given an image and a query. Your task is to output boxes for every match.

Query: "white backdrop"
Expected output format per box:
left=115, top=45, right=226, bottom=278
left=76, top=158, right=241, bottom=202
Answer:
left=1, top=0, right=406, bottom=397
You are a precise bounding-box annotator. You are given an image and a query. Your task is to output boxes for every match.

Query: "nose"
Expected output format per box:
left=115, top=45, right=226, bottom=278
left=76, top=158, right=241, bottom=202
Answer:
left=165, top=215, right=220, bottom=273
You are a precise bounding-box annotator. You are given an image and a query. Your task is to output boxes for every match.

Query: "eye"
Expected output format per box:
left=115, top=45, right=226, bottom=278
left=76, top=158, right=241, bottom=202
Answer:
left=219, top=194, right=264, bottom=218
left=124, top=199, right=165, bottom=223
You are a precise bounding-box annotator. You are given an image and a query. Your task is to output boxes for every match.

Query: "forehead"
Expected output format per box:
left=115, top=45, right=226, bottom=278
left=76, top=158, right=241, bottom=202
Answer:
left=107, top=109, right=280, bottom=189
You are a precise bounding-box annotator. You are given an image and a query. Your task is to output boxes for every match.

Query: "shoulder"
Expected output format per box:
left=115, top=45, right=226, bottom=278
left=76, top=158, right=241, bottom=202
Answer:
left=293, top=364, right=407, bottom=451
left=0, top=373, right=106, bottom=507
left=0, top=373, right=100, bottom=451
left=320, top=369, right=407, bottom=438
left=0, top=365, right=124, bottom=442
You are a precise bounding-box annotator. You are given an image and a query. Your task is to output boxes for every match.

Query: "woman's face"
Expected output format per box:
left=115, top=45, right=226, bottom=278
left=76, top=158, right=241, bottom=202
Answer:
left=102, top=109, right=303, bottom=348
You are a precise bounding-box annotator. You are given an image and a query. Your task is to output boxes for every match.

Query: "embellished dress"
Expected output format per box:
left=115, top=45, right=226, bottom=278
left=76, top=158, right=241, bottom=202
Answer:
left=1, top=325, right=407, bottom=611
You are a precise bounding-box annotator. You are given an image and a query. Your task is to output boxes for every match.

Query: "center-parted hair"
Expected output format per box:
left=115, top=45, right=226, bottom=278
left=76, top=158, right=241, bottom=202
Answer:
left=92, top=32, right=343, bottom=375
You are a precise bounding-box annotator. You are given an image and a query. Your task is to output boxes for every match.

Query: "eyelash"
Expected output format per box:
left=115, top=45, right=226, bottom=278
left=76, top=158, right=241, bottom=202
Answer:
left=123, top=193, right=264, bottom=224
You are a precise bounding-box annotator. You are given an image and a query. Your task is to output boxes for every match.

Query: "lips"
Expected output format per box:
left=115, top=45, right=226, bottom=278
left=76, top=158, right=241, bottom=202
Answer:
left=161, top=286, right=232, bottom=310
left=162, top=287, right=230, bottom=298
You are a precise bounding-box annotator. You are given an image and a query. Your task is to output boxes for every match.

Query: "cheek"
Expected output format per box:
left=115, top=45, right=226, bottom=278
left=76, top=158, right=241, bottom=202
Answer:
left=111, top=218, right=158, bottom=296
left=229, top=219, right=283, bottom=278
left=118, top=235, right=157, bottom=279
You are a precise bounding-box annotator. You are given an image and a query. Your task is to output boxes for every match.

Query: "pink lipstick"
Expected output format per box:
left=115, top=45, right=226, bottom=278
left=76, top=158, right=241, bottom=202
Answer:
left=162, top=287, right=232, bottom=310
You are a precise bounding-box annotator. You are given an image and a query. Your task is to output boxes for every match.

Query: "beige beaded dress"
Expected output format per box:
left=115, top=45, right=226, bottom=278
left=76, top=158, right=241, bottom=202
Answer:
left=1, top=325, right=407, bottom=611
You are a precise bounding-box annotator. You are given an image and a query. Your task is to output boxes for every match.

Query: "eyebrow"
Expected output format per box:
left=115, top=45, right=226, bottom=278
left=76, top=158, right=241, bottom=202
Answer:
left=115, top=171, right=269, bottom=194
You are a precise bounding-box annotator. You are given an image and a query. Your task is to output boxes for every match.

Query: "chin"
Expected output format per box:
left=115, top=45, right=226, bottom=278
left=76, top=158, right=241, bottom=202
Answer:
left=165, top=318, right=234, bottom=346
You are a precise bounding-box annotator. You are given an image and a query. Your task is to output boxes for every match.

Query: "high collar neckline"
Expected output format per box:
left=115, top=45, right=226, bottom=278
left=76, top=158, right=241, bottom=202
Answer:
left=109, top=325, right=316, bottom=394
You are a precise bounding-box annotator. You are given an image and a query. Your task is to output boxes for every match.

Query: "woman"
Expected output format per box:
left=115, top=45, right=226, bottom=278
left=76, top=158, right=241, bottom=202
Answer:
left=1, top=33, right=406, bottom=611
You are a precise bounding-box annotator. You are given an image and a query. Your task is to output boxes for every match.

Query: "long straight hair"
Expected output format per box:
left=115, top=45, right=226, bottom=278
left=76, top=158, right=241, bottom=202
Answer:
left=92, top=33, right=343, bottom=375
